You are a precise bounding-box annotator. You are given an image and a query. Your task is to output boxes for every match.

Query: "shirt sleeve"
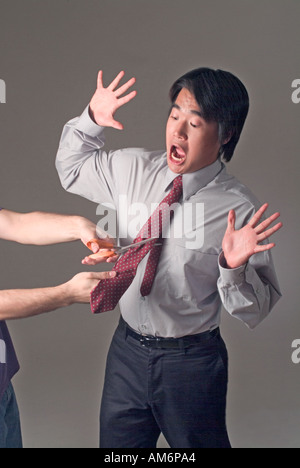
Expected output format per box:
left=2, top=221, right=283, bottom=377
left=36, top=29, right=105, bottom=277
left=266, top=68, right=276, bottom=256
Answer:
left=217, top=251, right=282, bottom=329
left=55, top=106, right=119, bottom=207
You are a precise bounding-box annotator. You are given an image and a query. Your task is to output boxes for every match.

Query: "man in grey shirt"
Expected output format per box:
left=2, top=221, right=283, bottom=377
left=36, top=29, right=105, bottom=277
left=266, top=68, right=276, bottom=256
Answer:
left=56, top=68, right=282, bottom=448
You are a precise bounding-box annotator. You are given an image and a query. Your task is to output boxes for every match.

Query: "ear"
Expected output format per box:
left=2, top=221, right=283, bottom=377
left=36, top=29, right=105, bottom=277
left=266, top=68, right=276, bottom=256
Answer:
left=222, top=131, right=233, bottom=145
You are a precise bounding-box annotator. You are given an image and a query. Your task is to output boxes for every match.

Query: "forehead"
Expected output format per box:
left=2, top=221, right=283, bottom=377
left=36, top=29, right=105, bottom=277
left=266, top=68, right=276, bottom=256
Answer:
left=174, top=88, right=203, bottom=116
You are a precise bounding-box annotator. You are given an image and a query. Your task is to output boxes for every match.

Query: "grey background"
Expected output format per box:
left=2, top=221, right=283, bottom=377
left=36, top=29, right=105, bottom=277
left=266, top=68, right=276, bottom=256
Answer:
left=0, top=0, right=299, bottom=448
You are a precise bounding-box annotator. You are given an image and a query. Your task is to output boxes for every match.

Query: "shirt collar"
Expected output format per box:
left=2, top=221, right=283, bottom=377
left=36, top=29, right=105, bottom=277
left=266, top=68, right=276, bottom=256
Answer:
left=164, top=158, right=223, bottom=201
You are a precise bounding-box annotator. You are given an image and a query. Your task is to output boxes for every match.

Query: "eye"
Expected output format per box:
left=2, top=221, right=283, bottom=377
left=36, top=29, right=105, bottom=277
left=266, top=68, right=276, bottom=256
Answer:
left=190, top=120, right=202, bottom=128
left=170, top=114, right=178, bottom=121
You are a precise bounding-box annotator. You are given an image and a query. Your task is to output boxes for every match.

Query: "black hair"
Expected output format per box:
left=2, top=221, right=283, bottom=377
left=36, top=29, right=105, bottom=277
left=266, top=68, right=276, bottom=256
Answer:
left=169, top=67, right=249, bottom=162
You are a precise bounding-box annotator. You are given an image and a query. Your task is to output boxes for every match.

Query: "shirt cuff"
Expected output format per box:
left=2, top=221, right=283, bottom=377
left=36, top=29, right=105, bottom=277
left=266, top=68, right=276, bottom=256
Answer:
left=76, top=105, right=106, bottom=138
left=218, top=251, right=247, bottom=284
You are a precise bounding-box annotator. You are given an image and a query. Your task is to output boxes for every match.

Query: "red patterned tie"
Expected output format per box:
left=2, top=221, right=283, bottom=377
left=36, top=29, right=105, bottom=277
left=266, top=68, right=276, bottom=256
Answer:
left=90, top=175, right=183, bottom=314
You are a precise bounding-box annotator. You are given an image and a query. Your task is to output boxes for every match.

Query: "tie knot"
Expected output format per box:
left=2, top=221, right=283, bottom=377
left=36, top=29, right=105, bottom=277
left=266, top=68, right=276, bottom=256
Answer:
left=172, top=175, right=183, bottom=198
left=174, top=175, right=182, bottom=187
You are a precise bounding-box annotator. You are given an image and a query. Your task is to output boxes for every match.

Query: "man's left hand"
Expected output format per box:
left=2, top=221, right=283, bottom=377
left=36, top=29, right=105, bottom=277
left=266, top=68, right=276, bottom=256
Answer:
left=222, top=203, right=282, bottom=269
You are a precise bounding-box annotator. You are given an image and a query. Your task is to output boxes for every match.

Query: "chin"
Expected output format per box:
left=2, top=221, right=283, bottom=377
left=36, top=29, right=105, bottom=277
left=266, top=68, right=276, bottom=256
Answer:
left=168, top=161, right=185, bottom=174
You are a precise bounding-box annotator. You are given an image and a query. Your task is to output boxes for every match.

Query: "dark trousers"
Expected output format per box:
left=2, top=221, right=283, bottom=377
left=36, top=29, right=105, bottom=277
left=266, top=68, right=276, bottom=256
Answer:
left=100, top=318, right=231, bottom=448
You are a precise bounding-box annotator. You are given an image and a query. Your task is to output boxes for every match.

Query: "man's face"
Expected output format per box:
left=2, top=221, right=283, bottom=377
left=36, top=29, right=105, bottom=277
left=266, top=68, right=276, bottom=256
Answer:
left=166, top=88, right=222, bottom=174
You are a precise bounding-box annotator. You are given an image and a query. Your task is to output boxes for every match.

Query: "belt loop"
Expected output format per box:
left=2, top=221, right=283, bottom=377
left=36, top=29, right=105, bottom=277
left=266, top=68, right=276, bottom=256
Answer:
left=119, top=315, right=128, bottom=341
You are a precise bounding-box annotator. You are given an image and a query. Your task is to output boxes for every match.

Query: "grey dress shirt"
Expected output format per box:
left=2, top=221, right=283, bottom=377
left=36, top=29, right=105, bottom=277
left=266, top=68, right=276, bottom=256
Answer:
left=56, top=107, right=281, bottom=338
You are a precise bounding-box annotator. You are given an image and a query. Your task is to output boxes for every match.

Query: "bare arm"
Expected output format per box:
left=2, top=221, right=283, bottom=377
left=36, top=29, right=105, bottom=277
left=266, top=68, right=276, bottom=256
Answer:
left=0, top=210, right=100, bottom=245
left=0, top=271, right=116, bottom=321
left=0, top=209, right=118, bottom=264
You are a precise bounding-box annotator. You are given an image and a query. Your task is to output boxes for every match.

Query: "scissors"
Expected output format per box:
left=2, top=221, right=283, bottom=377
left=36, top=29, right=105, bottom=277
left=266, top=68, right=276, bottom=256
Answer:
left=113, top=237, right=162, bottom=254
left=86, top=237, right=162, bottom=259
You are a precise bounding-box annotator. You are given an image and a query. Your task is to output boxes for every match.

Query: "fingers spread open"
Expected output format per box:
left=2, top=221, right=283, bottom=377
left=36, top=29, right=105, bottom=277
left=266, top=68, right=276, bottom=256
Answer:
left=248, top=203, right=269, bottom=228
left=114, top=77, right=136, bottom=98
left=107, top=71, right=126, bottom=91
left=256, top=221, right=283, bottom=242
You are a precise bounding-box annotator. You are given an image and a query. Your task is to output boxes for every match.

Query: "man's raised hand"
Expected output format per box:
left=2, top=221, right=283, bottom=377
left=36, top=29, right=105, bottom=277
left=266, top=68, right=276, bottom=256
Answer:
left=89, top=70, right=137, bottom=130
left=222, top=203, right=283, bottom=269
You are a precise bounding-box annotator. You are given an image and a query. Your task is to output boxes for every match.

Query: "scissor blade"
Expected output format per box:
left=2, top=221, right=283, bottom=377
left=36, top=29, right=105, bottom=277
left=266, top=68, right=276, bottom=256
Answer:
left=116, top=237, right=159, bottom=254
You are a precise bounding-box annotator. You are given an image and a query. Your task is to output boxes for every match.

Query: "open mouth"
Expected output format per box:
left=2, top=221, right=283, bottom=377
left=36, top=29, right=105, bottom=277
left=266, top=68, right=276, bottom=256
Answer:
left=169, top=145, right=186, bottom=165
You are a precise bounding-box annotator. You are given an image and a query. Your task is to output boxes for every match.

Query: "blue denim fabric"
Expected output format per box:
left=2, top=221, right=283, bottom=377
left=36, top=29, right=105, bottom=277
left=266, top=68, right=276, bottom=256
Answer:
left=0, top=382, right=23, bottom=448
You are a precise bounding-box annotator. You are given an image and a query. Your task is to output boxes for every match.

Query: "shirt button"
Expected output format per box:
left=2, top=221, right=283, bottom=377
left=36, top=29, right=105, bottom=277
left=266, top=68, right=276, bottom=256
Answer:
left=141, top=296, right=146, bottom=301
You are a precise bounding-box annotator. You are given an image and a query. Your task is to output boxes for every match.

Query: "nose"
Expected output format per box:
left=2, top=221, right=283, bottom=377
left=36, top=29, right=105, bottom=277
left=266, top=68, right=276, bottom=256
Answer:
left=173, top=121, right=187, bottom=140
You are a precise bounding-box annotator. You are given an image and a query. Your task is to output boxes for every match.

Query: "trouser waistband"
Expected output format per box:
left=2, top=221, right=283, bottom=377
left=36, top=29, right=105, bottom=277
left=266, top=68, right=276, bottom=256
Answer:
left=119, top=315, right=220, bottom=349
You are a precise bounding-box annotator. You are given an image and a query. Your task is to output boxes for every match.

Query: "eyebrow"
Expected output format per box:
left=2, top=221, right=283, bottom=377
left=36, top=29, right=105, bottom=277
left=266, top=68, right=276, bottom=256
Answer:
left=172, top=103, right=204, bottom=119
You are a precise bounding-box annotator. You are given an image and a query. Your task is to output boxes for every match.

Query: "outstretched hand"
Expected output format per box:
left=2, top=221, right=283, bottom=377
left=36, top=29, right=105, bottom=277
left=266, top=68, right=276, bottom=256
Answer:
left=65, top=271, right=116, bottom=304
left=89, top=70, right=137, bottom=130
left=82, top=238, right=119, bottom=265
left=222, top=203, right=282, bottom=269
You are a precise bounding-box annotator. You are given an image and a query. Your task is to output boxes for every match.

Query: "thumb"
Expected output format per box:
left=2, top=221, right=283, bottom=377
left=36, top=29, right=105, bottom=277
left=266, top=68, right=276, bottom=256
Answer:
left=111, top=119, right=124, bottom=131
left=90, top=242, right=100, bottom=254
left=226, top=209, right=236, bottom=234
left=96, top=271, right=117, bottom=280
left=97, top=70, right=103, bottom=89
